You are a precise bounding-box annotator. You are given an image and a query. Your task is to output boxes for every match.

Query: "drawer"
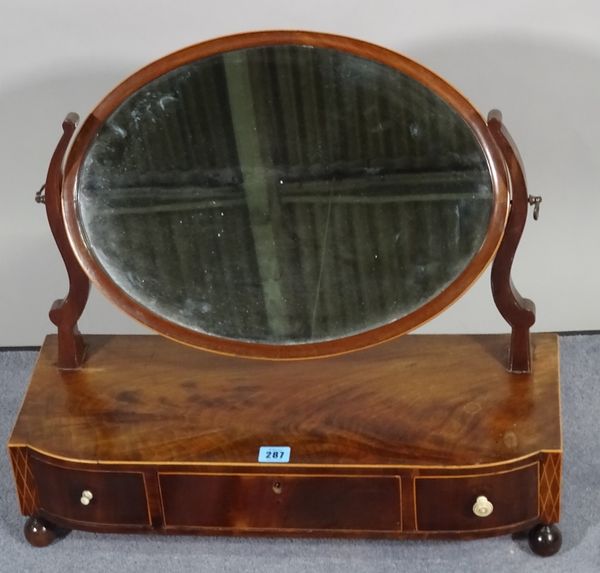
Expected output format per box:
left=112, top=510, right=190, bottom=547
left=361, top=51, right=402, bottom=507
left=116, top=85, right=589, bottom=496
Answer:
left=159, top=473, right=401, bottom=531
left=415, top=463, right=538, bottom=531
left=30, top=456, right=149, bottom=526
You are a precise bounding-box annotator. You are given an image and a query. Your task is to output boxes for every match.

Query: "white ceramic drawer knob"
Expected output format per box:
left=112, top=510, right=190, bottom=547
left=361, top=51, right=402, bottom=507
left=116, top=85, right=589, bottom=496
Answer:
left=472, top=495, right=493, bottom=517
left=80, top=490, right=93, bottom=506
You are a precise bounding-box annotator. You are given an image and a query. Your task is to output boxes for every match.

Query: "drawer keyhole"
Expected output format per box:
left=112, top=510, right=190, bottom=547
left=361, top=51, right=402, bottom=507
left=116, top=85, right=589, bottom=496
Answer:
left=272, top=481, right=282, bottom=495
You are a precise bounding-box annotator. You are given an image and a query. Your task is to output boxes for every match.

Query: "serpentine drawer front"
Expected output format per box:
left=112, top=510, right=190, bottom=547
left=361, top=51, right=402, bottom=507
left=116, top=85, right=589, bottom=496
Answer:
left=30, top=456, right=150, bottom=526
left=159, top=474, right=401, bottom=531
left=415, top=463, right=539, bottom=531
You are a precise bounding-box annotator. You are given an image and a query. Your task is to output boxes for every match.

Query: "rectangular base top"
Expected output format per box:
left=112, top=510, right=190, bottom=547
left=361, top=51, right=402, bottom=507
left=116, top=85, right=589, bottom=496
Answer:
left=10, top=333, right=561, bottom=467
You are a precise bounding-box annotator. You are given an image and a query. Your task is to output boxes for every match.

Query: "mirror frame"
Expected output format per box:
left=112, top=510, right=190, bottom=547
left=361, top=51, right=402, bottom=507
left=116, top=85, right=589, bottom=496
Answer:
left=61, top=30, right=510, bottom=359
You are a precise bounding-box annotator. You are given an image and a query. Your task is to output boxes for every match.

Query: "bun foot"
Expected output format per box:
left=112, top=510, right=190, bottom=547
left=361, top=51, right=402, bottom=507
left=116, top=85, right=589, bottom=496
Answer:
left=528, top=523, right=562, bottom=557
left=24, top=516, right=69, bottom=547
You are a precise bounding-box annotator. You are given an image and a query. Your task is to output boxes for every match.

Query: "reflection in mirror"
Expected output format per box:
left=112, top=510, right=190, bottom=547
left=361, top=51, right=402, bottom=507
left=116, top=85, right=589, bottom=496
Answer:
left=77, top=45, right=493, bottom=344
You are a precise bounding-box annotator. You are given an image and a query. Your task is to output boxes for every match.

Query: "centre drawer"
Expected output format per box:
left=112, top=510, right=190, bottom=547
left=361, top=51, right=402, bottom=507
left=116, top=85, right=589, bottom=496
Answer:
left=159, top=473, right=401, bottom=531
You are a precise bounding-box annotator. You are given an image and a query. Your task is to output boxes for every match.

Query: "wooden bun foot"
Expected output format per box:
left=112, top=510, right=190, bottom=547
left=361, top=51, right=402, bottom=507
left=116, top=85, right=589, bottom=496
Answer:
left=24, top=516, right=69, bottom=547
left=528, top=523, right=562, bottom=557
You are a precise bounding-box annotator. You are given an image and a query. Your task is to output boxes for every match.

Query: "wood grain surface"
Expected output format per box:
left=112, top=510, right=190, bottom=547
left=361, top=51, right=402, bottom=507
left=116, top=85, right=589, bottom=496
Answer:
left=9, top=333, right=560, bottom=466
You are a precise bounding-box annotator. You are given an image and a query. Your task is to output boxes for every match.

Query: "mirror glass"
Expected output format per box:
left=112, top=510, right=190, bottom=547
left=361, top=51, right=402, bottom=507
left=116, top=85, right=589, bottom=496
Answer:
left=77, top=45, right=493, bottom=344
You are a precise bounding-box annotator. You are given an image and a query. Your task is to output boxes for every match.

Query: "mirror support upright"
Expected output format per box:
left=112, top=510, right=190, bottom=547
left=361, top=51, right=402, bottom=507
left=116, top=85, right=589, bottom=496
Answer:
left=43, top=113, right=90, bottom=369
left=488, top=110, right=536, bottom=373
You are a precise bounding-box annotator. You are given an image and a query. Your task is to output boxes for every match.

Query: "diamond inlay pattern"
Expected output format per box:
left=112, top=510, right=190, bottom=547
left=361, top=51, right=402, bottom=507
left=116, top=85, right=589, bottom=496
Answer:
left=9, top=448, right=37, bottom=516
left=539, top=453, right=561, bottom=523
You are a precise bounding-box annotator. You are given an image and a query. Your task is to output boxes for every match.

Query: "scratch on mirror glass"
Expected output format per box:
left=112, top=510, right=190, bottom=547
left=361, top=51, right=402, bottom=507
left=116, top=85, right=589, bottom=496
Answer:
left=110, top=125, right=127, bottom=138
left=159, top=95, right=177, bottom=110
left=409, top=123, right=420, bottom=138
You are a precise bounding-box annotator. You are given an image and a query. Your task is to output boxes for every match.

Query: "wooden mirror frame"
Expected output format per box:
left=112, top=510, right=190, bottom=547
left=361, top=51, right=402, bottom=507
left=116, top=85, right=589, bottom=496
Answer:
left=40, top=31, right=535, bottom=369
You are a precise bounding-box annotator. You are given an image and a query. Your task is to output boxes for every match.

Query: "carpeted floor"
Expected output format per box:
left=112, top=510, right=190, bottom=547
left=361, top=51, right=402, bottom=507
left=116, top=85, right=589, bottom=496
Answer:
left=1, top=335, right=598, bottom=572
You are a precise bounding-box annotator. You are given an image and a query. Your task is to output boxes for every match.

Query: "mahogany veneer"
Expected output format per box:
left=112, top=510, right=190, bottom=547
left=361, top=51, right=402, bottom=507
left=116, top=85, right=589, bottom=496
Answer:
left=9, top=333, right=561, bottom=542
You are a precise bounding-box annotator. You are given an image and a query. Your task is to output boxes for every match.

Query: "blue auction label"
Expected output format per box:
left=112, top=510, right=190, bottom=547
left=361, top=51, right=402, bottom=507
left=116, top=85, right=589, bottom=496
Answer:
left=258, top=446, right=291, bottom=463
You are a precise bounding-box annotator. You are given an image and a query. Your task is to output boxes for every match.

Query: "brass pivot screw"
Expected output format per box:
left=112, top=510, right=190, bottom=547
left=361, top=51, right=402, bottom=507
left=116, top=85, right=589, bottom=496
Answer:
left=34, top=184, right=46, bottom=204
left=528, top=195, right=542, bottom=220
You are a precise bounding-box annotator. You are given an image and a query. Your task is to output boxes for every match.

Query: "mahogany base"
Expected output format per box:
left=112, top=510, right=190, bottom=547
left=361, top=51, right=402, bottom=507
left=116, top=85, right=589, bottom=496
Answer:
left=9, top=333, right=562, bottom=554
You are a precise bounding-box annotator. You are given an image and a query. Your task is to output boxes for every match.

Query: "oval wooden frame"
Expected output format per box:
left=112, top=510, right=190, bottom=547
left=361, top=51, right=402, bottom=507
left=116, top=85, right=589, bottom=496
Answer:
left=62, top=30, right=509, bottom=360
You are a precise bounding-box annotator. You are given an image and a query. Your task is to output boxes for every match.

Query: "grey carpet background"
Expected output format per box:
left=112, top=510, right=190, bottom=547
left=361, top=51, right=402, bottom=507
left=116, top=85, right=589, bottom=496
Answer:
left=1, top=335, right=599, bottom=572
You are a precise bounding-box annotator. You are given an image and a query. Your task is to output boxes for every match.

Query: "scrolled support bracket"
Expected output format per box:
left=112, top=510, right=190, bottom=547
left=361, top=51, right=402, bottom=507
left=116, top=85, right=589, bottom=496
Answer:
left=41, top=113, right=90, bottom=369
left=488, top=109, right=536, bottom=374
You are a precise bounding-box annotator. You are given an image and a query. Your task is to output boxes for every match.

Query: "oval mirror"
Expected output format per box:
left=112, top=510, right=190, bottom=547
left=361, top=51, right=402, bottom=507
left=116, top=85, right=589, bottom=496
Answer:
left=63, top=32, right=508, bottom=358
